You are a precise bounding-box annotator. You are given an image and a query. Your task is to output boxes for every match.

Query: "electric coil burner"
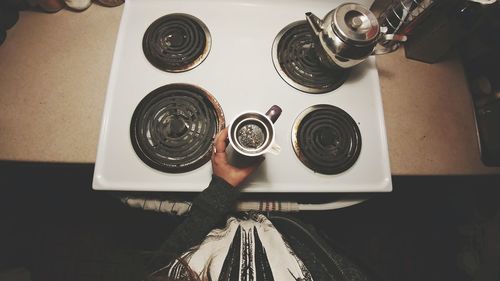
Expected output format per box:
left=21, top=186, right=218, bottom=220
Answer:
left=130, top=83, right=224, bottom=173
left=292, top=104, right=362, bottom=174
left=142, top=13, right=211, bottom=72
left=272, top=21, right=350, bottom=94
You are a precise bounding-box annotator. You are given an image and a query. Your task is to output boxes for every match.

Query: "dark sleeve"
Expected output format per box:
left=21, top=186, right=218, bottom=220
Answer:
left=147, top=175, right=240, bottom=272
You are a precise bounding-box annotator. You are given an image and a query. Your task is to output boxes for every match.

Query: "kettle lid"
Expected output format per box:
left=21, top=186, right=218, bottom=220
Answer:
left=333, top=3, right=379, bottom=45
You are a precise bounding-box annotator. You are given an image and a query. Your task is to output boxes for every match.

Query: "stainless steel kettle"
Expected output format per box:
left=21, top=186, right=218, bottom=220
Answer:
left=306, top=3, right=407, bottom=69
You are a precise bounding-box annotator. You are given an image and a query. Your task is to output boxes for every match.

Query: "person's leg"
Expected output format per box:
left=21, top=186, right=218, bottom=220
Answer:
left=269, top=213, right=379, bottom=281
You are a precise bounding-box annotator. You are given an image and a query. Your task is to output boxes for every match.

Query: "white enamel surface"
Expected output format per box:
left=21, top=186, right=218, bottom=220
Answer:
left=93, top=0, right=391, bottom=192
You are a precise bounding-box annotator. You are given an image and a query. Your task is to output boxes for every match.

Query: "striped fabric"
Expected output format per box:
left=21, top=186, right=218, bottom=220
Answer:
left=152, top=213, right=313, bottom=281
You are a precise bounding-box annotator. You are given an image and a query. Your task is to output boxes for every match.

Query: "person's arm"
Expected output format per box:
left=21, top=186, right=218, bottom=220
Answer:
left=147, top=175, right=239, bottom=271
left=147, top=128, right=263, bottom=273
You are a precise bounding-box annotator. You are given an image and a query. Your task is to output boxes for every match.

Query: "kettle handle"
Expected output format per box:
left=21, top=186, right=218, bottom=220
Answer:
left=372, top=34, right=407, bottom=55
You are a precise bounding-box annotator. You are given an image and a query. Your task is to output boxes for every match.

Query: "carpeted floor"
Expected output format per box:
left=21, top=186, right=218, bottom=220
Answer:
left=1, top=162, right=499, bottom=281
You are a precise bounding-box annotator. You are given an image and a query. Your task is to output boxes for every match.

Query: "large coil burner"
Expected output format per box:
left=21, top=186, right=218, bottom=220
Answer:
left=130, top=83, right=224, bottom=173
left=272, top=21, right=349, bottom=94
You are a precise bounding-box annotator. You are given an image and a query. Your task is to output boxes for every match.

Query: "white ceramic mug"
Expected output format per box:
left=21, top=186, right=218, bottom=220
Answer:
left=228, top=105, right=282, bottom=157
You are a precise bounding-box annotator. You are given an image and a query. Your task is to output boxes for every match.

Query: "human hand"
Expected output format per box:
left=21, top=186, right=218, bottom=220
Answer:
left=211, top=128, right=264, bottom=187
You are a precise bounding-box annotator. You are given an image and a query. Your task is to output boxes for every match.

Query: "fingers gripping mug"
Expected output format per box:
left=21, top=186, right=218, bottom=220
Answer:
left=228, top=105, right=282, bottom=157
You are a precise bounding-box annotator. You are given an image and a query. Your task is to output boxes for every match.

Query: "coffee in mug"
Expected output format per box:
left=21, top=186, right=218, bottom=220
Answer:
left=228, top=105, right=282, bottom=157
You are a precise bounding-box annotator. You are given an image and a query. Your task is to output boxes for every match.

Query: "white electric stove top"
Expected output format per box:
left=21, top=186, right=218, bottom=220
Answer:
left=93, top=0, right=392, bottom=192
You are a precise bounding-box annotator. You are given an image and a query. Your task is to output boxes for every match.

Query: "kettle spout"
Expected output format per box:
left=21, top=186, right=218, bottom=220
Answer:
left=305, top=12, right=322, bottom=35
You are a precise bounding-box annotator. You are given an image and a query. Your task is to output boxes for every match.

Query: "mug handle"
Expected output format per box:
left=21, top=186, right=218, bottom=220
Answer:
left=265, top=105, right=282, bottom=123
left=268, top=143, right=281, bottom=155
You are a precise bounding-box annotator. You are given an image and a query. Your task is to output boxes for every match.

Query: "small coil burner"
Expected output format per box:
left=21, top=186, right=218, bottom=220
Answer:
left=130, top=84, right=224, bottom=173
left=292, top=105, right=361, bottom=174
left=143, top=13, right=211, bottom=73
left=272, top=21, right=350, bottom=94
